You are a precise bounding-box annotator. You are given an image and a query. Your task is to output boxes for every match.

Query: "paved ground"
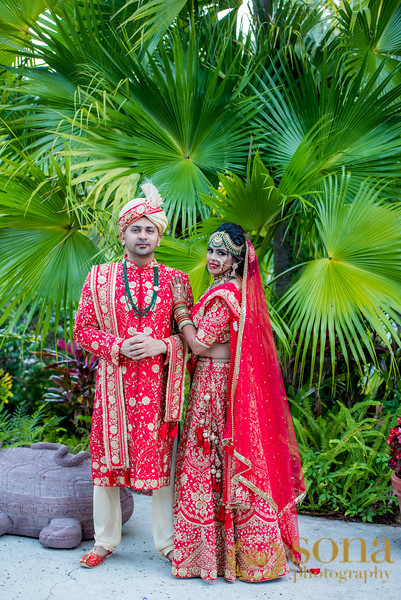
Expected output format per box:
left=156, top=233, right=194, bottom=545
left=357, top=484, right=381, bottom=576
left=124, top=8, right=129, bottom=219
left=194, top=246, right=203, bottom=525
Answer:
left=1, top=493, right=400, bottom=600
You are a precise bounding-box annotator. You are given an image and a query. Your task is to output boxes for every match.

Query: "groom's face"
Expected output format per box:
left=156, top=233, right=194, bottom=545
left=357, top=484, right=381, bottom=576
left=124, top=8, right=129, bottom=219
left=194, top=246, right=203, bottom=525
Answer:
left=120, top=217, right=162, bottom=261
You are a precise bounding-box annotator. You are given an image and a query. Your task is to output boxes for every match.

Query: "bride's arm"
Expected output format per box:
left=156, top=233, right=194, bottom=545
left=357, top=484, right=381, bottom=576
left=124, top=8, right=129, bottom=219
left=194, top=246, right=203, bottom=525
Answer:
left=170, top=275, right=230, bottom=357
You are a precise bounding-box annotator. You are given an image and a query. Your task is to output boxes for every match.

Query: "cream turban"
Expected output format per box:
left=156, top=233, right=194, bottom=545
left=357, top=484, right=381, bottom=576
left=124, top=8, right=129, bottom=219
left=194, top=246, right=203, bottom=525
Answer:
left=118, top=183, right=168, bottom=234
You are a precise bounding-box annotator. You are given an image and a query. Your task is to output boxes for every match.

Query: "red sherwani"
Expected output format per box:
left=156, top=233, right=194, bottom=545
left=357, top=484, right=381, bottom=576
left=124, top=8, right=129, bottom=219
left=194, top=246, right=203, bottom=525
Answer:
left=74, top=257, right=191, bottom=490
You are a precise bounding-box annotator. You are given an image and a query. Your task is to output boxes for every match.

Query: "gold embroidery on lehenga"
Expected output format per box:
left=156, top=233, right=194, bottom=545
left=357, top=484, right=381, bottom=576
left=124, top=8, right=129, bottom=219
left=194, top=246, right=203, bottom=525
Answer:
left=172, top=357, right=289, bottom=582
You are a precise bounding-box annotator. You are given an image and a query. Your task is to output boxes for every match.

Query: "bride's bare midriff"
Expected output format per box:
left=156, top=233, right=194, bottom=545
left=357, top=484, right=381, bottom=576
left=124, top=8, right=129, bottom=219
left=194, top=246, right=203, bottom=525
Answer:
left=199, top=342, right=230, bottom=359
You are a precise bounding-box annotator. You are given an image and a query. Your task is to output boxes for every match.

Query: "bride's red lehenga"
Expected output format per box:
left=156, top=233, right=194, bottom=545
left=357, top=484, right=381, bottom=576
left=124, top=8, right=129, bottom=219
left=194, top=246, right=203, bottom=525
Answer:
left=172, top=241, right=305, bottom=582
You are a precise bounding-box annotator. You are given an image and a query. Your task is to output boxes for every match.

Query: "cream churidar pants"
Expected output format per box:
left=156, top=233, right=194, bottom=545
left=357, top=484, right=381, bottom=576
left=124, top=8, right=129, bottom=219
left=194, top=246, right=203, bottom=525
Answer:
left=93, top=440, right=176, bottom=557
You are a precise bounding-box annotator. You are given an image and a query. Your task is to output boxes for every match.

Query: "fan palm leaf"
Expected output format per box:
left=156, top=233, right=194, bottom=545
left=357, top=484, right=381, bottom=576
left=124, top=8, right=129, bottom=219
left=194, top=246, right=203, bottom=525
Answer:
left=62, top=28, right=258, bottom=231
left=155, top=236, right=209, bottom=302
left=0, top=0, right=51, bottom=68
left=253, top=56, right=401, bottom=197
left=0, top=154, right=101, bottom=341
left=3, top=5, right=259, bottom=232
left=334, top=0, right=401, bottom=86
left=118, top=0, right=189, bottom=55
left=280, top=174, right=401, bottom=385
left=252, top=0, right=326, bottom=53
left=198, top=152, right=287, bottom=255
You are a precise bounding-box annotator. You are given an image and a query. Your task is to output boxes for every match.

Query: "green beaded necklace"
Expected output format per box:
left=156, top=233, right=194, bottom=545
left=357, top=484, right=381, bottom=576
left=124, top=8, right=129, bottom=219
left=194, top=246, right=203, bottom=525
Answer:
left=123, top=257, right=159, bottom=317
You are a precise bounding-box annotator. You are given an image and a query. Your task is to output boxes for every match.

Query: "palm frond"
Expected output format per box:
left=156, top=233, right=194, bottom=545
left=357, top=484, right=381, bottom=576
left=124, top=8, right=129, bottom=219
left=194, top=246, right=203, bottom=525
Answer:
left=62, top=27, right=258, bottom=231
left=118, top=0, right=188, bottom=55
left=335, top=0, right=401, bottom=86
left=155, top=236, right=209, bottom=302
left=253, top=56, right=401, bottom=189
left=4, top=10, right=259, bottom=232
left=0, top=155, right=101, bottom=341
left=280, top=174, right=401, bottom=385
left=200, top=152, right=287, bottom=253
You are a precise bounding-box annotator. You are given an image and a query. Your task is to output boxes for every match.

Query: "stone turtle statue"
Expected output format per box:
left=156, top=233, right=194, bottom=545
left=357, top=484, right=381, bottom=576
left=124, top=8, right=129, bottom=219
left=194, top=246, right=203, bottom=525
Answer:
left=0, top=442, right=134, bottom=548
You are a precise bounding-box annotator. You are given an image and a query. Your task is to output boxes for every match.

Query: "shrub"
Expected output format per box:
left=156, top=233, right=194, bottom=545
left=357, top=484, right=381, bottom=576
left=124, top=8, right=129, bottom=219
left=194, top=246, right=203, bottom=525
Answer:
left=290, top=394, right=397, bottom=522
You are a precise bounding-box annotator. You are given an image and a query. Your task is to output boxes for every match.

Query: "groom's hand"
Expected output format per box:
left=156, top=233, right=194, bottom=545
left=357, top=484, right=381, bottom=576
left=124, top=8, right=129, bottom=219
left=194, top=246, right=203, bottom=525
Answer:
left=120, top=334, right=167, bottom=360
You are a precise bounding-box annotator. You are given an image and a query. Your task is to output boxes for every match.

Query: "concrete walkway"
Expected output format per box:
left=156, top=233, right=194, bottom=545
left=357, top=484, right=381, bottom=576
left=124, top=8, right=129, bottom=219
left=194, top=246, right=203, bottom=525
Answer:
left=0, top=493, right=400, bottom=600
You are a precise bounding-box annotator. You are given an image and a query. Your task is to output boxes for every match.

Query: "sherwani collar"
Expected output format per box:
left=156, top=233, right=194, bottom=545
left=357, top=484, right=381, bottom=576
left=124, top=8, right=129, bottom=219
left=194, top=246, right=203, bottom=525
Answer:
left=124, top=257, right=158, bottom=272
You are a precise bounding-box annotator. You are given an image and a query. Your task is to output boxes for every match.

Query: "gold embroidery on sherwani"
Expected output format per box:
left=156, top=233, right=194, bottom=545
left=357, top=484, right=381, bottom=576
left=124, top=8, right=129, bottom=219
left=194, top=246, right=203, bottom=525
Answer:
left=91, top=263, right=129, bottom=471
left=75, top=260, right=192, bottom=489
left=164, top=335, right=188, bottom=422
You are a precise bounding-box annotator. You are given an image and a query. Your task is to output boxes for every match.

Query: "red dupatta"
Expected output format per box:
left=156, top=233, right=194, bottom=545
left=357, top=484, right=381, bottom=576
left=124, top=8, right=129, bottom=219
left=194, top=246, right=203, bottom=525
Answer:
left=221, top=240, right=305, bottom=564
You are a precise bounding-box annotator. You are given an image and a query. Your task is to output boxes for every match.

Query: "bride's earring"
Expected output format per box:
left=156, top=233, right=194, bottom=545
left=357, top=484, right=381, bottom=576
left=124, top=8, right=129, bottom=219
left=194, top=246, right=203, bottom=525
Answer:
left=230, top=262, right=238, bottom=278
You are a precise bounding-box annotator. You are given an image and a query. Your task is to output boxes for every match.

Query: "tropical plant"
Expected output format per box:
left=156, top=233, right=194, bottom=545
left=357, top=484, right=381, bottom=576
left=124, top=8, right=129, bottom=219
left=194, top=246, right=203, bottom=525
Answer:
left=0, top=369, right=13, bottom=404
left=291, top=394, right=397, bottom=522
left=0, top=402, right=63, bottom=447
left=38, top=339, right=98, bottom=421
left=280, top=174, right=401, bottom=385
left=55, top=415, right=92, bottom=453
left=1, top=0, right=401, bottom=392
left=1, top=0, right=258, bottom=228
left=2, top=0, right=401, bottom=525
left=253, top=56, right=401, bottom=193
left=333, top=0, right=401, bottom=87
left=199, top=152, right=286, bottom=256
left=0, top=154, right=101, bottom=341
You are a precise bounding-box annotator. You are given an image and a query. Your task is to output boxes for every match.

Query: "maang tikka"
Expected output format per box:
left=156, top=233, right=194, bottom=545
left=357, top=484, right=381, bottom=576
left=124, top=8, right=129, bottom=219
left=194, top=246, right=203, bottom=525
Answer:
left=208, top=231, right=244, bottom=257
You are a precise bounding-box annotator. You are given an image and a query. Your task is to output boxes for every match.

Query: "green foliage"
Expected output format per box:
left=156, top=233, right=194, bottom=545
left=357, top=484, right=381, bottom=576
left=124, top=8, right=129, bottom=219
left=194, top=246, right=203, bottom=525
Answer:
left=200, top=152, right=287, bottom=253
left=280, top=174, right=401, bottom=385
left=0, top=369, right=13, bottom=404
left=40, top=340, right=97, bottom=418
left=0, top=155, right=101, bottom=341
left=3, top=2, right=259, bottom=233
left=0, top=359, right=90, bottom=451
left=155, top=236, right=209, bottom=302
left=2, top=0, right=401, bottom=386
left=254, top=55, right=401, bottom=190
left=55, top=414, right=91, bottom=453
left=1, top=0, right=401, bottom=519
left=291, top=393, right=396, bottom=522
left=334, top=0, right=401, bottom=87
left=0, top=402, right=63, bottom=447
left=0, top=0, right=51, bottom=68
left=0, top=331, right=50, bottom=412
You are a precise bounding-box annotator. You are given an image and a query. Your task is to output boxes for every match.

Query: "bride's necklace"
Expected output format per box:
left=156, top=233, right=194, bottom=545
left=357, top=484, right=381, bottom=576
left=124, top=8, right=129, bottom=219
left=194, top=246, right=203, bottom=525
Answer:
left=207, top=271, right=235, bottom=292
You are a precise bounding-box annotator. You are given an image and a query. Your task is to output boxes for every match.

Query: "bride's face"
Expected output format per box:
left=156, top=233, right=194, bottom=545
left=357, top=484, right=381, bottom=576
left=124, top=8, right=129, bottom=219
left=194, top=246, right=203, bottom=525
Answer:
left=206, top=244, right=234, bottom=275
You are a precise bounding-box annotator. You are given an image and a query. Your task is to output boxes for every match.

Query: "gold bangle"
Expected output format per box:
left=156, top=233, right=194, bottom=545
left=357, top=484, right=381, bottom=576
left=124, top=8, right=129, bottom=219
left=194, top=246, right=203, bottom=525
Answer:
left=178, top=319, right=193, bottom=331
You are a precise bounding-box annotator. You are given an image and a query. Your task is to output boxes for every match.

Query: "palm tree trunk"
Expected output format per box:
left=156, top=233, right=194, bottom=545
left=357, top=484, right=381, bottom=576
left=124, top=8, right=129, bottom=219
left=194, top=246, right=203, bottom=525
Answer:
left=272, top=221, right=292, bottom=298
left=253, top=1, right=294, bottom=298
left=252, top=0, right=272, bottom=24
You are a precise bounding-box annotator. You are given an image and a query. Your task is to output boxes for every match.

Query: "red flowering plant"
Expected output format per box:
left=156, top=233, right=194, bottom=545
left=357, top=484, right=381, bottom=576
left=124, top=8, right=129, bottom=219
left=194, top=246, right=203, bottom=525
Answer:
left=387, top=416, right=401, bottom=479
left=33, top=339, right=97, bottom=424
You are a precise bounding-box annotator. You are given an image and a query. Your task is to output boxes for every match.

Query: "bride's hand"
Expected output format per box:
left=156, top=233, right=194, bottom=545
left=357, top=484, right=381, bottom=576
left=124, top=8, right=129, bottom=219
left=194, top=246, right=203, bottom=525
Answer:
left=170, top=275, right=188, bottom=303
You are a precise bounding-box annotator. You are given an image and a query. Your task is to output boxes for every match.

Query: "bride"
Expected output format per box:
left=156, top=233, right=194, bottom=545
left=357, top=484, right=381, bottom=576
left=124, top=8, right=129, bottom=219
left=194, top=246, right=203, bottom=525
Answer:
left=169, top=223, right=305, bottom=582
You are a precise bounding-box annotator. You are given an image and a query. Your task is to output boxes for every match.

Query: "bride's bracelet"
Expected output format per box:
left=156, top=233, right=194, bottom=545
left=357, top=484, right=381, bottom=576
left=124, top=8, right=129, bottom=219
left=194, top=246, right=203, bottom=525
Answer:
left=177, top=318, right=193, bottom=331
left=173, top=301, right=188, bottom=310
left=173, top=301, right=193, bottom=330
left=173, top=302, right=190, bottom=318
left=175, top=312, right=193, bottom=328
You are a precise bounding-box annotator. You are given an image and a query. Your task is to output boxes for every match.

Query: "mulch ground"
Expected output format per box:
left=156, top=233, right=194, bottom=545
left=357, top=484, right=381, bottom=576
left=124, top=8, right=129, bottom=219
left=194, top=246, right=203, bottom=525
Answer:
left=298, top=509, right=401, bottom=526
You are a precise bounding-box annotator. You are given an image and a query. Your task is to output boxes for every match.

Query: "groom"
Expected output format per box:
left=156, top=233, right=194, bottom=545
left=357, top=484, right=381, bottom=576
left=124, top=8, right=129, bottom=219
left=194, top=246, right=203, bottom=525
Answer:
left=74, top=184, right=191, bottom=567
